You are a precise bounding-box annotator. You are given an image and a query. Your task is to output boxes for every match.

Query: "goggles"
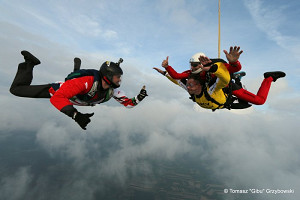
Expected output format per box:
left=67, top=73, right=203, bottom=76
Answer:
left=190, top=62, right=201, bottom=68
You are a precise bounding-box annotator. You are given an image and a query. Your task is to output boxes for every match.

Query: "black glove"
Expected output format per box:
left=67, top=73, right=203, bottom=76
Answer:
left=73, top=112, right=94, bottom=130
left=137, top=86, right=148, bottom=101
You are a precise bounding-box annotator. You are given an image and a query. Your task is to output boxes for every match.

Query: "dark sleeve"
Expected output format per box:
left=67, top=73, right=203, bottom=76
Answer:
left=209, top=64, right=218, bottom=73
left=60, top=105, right=78, bottom=118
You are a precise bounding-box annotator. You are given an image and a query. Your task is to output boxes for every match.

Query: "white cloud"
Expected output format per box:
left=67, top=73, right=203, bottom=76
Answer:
left=67, top=14, right=118, bottom=39
left=1, top=1, right=300, bottom=199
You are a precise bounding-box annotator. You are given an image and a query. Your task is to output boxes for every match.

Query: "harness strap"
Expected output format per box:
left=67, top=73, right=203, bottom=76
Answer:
left=202, top=88, right=223, bottom=109
left=202, top=74, right=234, bottom=111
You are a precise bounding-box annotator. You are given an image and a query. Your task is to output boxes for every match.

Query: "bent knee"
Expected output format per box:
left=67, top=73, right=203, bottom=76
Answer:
left=252, top=98, right=267, bottom=105
left=10, top=87, right=21, bottom=97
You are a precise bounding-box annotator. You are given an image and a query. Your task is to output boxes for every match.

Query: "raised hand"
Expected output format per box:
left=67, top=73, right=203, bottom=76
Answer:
left=137, top=86, right=148, bottom=101
left=199, top=55, right=213, bottom=71
left=161, top=56, right=169, bottom=68
left=223, top=46, right=243, bottom=63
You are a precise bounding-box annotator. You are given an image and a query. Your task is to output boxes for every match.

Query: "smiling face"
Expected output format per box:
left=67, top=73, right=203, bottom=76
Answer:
left=186, top=78, right=202, bottom=95
left=101, top=74, right=122, bottom=89
left=112, top=74, right=122, bottom=87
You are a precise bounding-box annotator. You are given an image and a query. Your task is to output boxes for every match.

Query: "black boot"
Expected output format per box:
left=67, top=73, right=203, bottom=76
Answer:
left=73, top=57, right=81, bottom=72
left=21, top=50, right=41, bottom=65
left=264, top=71, right=286, bottom=82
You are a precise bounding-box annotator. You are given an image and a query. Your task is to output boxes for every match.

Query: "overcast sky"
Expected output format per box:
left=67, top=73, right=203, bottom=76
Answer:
left=1, top=0, right=300, bottom=199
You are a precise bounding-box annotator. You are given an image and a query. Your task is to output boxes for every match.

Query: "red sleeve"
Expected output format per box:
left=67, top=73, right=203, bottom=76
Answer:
left=165, top=66, right=191, bottom=79
left=50, top=76, right=94, bottom=111
left=113, top=89, right=137, bottom=108
left=225, top=61, right=242, bottom=74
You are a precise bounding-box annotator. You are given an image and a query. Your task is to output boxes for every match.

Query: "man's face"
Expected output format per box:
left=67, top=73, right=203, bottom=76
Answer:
left=112, top=74, right=122, bottom=87
left=190, top=62, right=202, bottom=72
left=186, top=78, right=202, bottom=95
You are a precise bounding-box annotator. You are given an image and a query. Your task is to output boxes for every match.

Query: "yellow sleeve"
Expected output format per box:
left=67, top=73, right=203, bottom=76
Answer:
left=208, top=62, right=231, bottom=94
left=164, top=73, right=187, bottom=91
left=166, top=73, right=179, bottom=85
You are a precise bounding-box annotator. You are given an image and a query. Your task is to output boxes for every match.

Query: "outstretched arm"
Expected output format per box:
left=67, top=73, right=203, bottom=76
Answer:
left=113, top=86, right=148, bottom=108
left=153, top=67, right=187, bottom=91
left=153, top=67, right=166, bottom=76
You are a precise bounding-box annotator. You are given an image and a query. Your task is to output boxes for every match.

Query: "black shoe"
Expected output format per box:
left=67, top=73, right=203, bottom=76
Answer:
left=73, top=57, right=81, bottom=72
left=264, top=71, right=286, bottom=82
left=21, top=50, right=41, bottom=65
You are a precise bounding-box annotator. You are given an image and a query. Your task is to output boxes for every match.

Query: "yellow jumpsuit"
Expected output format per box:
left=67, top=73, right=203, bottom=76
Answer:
left=193, top=62, right=230, bottom=110
left=164, top=62, right=231, bottom=110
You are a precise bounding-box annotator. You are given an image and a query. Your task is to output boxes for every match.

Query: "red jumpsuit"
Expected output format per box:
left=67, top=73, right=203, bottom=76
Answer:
left=49, top=76, right=140, bottom=113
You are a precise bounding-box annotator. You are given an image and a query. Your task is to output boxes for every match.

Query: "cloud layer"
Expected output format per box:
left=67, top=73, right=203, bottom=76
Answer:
left=1, top=0, right=300, bottom=199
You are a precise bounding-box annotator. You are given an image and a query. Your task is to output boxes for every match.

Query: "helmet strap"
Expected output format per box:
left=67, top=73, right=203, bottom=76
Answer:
left=192, top=68, right=203, bottom=74
left=103, top=76, right=111, bottom=85
left=103, top=76, right=120, bottom=88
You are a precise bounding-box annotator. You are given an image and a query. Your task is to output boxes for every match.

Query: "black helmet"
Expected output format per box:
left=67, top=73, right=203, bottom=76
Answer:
left=99, top=58, right=123, bottom=88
